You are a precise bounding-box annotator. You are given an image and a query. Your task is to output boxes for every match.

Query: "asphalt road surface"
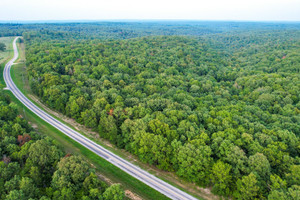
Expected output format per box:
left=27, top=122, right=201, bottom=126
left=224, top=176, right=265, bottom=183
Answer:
left=4, top=37, right=199, bottom=200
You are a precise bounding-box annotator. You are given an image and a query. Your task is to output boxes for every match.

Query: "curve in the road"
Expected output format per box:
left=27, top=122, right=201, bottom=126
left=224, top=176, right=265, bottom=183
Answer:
left=4, top=37, right=199, bottom=200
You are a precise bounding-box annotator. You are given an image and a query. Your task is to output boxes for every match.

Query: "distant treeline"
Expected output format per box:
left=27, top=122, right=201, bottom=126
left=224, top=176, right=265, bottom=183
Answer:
left=1, top=21, right=300, bottom=39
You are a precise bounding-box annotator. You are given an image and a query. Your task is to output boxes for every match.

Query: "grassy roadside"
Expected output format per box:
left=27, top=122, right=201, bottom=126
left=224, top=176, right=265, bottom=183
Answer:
left=0, top=37, right=14, bottom=64
left=9, top=38, right=210, bottom=200
left=1, top=37, right=170, bottom=200
left=3, top=91, right=168, bottom=200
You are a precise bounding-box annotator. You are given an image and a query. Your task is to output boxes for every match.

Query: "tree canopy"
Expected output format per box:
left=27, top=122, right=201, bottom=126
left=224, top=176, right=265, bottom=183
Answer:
left=1, top=21, right=299, bottom=199
left=0, top=90, right=125, bottom=200
left=0, top=42, right=5, bottom=51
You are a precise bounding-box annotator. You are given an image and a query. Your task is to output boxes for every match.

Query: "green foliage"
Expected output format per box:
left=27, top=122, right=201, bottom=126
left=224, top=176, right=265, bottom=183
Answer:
left=103, top=184, right=125, bottom=200
left=2, top=22, right=300, bottom=199
left=0, top=90, right=124, bottom=200
left=5, top=190, right=25, bottom=200
left=19, top=177, right=39, bottom=199
left=234, top=173, right=260, bottom=200
left=210, top=161, right=232, bottom=196
left=27, top=138, right=63, bottom=168
left=248, top=153, right=271, bottom=179
left=0, top=42, right=5, bottom=51
left=285, top=165, right=300, bottom=187
left=268, top=185, right=300, bottom=200
left=269, top=174, right=287, bottom=191
left=175, top=143, right=212, bottom=185
left=52, top=156, right=91, bottom=191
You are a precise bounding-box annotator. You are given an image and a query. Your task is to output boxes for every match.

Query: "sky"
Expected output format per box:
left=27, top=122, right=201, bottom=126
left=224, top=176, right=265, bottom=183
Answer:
left=1, top=0, right=300, bottom=22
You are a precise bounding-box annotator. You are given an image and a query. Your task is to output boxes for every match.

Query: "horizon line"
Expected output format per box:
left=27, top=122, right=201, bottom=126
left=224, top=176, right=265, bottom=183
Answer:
left=1, top=19, right=300, bottom=24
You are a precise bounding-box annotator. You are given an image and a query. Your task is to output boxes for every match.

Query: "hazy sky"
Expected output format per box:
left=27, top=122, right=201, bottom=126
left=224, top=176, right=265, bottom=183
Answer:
left=1, top=0, right=300, bottom=21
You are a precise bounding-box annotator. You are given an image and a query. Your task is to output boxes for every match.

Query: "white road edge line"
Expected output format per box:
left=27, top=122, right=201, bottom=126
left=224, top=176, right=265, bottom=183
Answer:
left=4, top=37, right=199, bottom=200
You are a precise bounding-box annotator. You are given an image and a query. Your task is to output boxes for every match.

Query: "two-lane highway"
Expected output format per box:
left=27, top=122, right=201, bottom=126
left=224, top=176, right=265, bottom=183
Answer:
left=4, top=37, right=199, bottom=200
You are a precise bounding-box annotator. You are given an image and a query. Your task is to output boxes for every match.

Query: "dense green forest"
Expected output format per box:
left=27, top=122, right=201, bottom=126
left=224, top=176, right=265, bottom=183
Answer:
left=0, top=90, right=125, bottom=199
left=1, top=22, right=300, bottom=199
left=1, top=21, right=300, bottom=39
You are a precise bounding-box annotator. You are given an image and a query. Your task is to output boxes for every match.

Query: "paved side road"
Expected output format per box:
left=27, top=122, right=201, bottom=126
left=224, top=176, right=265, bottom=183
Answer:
left=4, top=37, right=199, bottom=200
